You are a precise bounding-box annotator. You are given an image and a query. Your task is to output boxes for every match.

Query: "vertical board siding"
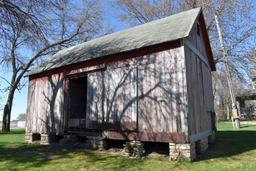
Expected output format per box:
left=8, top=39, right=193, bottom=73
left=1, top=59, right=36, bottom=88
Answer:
left=26, top=79, right=36, bottom=133
left=26, top=74, right=64, bottom=135
left=188, top=21, right=208, bottom=61
left=27, top=46, right=192, bottom=138
left=105, top=66, right=137, bottom=123
left=138, top=47, right=187, bottom=133
left=86, top=47, right=187, bottom=134
left=186, top=21, right=214, bottom=137
left=26, top=20, right=215, bottom=143
left=87, top=71, right=105, bottom=123
left=86, top=66, right=137, bottom=129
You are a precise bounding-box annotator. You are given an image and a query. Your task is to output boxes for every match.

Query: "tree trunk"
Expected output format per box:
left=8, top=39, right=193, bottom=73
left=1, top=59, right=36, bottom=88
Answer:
left=1, top=86, right=15, bottom=132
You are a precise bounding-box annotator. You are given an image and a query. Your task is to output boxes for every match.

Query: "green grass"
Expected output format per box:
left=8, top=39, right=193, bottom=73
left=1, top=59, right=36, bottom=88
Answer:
left=0, top=129, right=25, bottom=146
left=0, top=123, right=256, bottom=171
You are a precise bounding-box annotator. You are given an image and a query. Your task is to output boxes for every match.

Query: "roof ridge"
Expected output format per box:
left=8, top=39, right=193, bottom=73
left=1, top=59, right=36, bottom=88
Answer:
left=52, top=8, right=201, bottom=58
left=29, top=7, right=201, bottom=75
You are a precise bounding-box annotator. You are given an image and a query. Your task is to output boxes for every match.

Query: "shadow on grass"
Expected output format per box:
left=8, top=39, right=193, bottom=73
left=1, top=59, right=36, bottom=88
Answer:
left=0, top=144, right=47, bottom=169
left=1, top=128, right=256, bottom=169
left=196, top=130, right=256, bottom=161
left=0, top=141, right=147, bottom=170
left=0, top=129, right=149, bottom=170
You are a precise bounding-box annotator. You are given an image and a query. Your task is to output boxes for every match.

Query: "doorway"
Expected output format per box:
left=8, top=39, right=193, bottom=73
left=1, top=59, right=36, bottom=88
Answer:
left=67, top=76, right=87, bottom=131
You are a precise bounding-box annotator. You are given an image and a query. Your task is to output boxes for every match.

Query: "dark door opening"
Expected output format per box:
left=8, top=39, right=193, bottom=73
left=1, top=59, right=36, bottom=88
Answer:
left=68, top=76, right=87, bottom=131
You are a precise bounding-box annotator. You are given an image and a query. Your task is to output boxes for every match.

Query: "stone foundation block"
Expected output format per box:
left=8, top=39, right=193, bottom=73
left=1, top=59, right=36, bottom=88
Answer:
left=40, top=134, right=50, bottom=145
left=169, top=143, right=196, bottom=161
left=85, top=139, right=106, bottom=150
left=25, top=133, right=50, bottom=145
left=25, top=133, right=33, bottom=144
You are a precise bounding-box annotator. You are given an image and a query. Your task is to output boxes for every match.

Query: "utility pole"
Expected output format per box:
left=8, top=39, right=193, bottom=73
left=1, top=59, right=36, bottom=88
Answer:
left=214, top=14, right=240, bottom=128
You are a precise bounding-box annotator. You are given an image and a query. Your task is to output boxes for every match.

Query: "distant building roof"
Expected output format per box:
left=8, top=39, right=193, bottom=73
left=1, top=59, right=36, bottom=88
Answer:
left=236, top=90, right=256, bottom=98
left=29, top=8, right=211, bottom=75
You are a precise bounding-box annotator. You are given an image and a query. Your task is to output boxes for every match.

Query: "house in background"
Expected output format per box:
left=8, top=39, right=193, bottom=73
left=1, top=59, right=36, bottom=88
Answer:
left=236, top=69, right=256, bottom=118
left=25, top=8, right=216, bottom=160
left=8, top=120, right=26, bottom=129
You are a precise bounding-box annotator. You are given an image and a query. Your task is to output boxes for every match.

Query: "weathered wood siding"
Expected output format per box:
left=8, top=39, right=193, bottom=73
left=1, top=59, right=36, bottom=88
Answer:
left=185, top=21, right=214, bottom=142
left=138, top=48, right=187, bottom=134
left=26, top=73, right=64, bottom=134
left=86, top=65, right=137, bottom=130
left=86, top=47, right=187, bottom=136
left=26, top=20, right=214, bottom=144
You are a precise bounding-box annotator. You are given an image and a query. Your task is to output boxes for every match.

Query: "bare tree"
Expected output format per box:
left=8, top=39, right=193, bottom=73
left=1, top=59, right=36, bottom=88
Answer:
left=182, top=0, right=256, bottom=78
left=0, top=0, right=103, bottom=132
left=0, top=82, right=3, bottom=112
left=182, top=0, right=256, bottom=121
left=115, top=0, right=256, bottom=78
left=114, top=0, right=181, bottom=26
left=16, top=113, right=26, bottom=121
left=114, top=0, right=256, bottom=120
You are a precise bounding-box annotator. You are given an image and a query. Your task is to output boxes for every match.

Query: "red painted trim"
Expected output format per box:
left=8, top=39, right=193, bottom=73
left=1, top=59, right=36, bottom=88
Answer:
left=88, top=121, right=137, bottom=131
left=198, top=13, right=216, bottom=71
left=63, top=76, right=70, bottom=130
left=29, top=40, right=182, bottom=80
left=105, top=131, right=187, bottom=143
left=67, top=64, right=106, bottom=76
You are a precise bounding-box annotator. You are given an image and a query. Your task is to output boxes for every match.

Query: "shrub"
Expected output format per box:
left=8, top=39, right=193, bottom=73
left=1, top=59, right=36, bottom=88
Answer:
left=123, top=141, right=145, bottom=157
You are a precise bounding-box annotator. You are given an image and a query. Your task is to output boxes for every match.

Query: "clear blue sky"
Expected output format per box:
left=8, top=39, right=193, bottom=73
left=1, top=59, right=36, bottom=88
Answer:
left=0, top=1, right=128, bottom=121
left=1, top=1, right=255, bottom=121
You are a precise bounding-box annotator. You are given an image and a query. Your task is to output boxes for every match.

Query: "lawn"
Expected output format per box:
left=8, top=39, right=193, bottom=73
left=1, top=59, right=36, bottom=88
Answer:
left=0, top=123, right=256, bottom=171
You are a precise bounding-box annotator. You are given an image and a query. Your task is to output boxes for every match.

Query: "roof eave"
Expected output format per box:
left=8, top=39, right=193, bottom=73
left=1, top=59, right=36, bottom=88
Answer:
left=198, top=11, right=216, bottom=71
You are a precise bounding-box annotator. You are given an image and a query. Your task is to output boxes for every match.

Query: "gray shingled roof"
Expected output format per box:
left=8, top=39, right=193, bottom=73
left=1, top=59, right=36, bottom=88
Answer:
left=29, top=8, right=201, bottom=75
